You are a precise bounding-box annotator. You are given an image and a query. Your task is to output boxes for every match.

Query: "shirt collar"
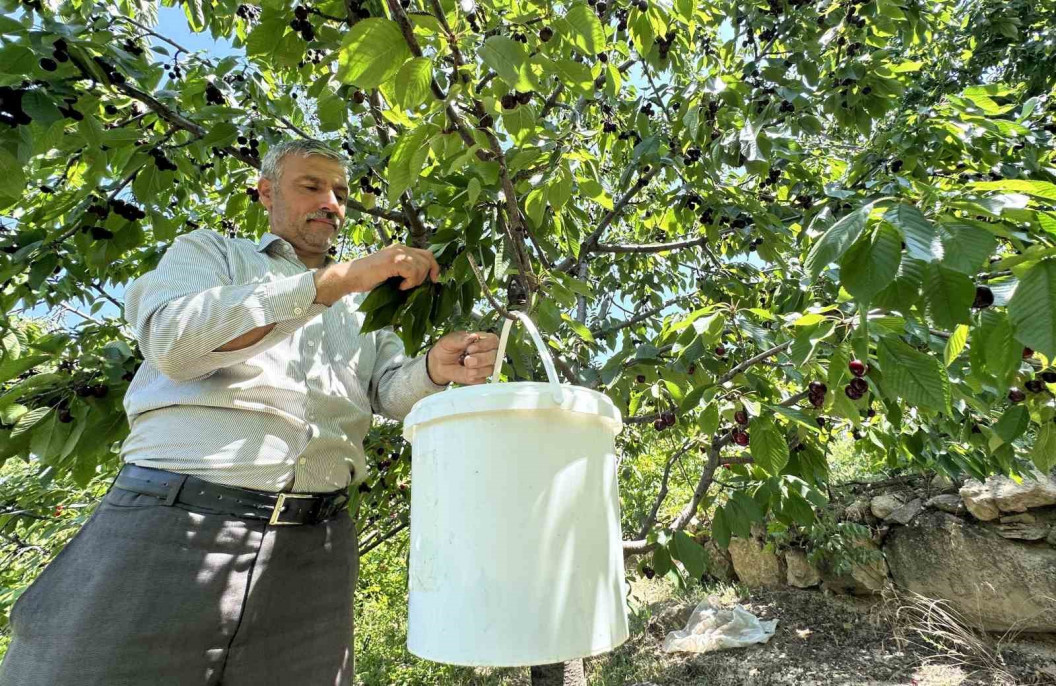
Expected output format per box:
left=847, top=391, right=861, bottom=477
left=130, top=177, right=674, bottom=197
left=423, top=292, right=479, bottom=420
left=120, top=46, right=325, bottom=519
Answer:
left=256, top=232, right=335, bottom=267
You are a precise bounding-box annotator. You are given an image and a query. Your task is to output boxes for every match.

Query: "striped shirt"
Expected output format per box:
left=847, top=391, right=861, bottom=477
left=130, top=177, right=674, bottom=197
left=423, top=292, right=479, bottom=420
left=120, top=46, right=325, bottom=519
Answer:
left=119, top=228, right=449, bottom=493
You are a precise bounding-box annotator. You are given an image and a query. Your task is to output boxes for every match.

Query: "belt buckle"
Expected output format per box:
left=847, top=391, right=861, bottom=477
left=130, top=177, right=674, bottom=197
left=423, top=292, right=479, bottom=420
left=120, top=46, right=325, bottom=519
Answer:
left=269, top=493, right=314, bottom=526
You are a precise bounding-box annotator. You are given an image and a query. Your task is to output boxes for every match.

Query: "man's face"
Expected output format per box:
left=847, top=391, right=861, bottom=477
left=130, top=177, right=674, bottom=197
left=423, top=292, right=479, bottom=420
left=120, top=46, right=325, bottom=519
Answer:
left=258, top=153, right=348, bottom=262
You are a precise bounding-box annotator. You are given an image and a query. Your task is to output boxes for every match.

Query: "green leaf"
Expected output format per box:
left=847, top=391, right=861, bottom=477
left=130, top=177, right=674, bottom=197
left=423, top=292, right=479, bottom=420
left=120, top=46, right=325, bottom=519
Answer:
left=884, top=204, right=943, bottom=262
left=874, top=257, right=925, bottom=311
left=780, top=489, right=816, bottom=526
left=478, top=36, right=534, bottom=91
left=877, top=336, right=950, bottom=414
left=0, top=403, right=27, bottom=425
left=839, top=223, right=902, bottom=303
left=0, top=354, right=49, bottom=384
left=394, top=57, right=432, bottom=110
left=975, top=310, right=1020, bottom=389
left=466, top=177, right=481, bottom=208
left=730, top=490, right=765, bottom=524
left=360, top=276, right=408, bottom=313
left=679, top=384, right=707, bottom=414
left=200, top=122, right=240, bottom=148
left=671, top=530, right=707, bottom=581
left=337, top=18, right=411, bottom=89
left=766, top=404, right=822, bottom=433
left=924, top=263, right=974, bottom=330
left=944, top=324, right=968, bottom=367
left=1007, top=258, right=1056, bottom=359
left=699, top=402, right=719, bottom=436
left=938, top=221, right=998, bottom=274
left=992, top=405, right=1029, bottom=447
left=0, top=148, right=25, bottom=200
left=711, top=508, right=731, bottom=549
left=651, top=543, right=672, bottom=576
left=805, top=205, right=871, bottom=277
left=552, top=59, right=594, bottom=95
left=246, top=15, right=286, bottom=58
left=316, top=93, right=347, bottom=132
left=749, top=417, right=789, bottom=474
left=565, top=3, right=605, bottom=56
left=30, top=411, right=72, bottom=465
left=11, top=406, right=50, bottom=438
left=561, top=314, right=595, bottom=343
left=387, top=124, right=435, bottom=202
left=1032, top=422, right=1056, bottom=472
left=970, top=180, right=1056, bottom=202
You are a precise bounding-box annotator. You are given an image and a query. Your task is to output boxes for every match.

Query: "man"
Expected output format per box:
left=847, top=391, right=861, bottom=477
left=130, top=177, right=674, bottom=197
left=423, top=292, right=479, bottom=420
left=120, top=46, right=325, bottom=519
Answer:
left=0, top=139, right=499, bottom=685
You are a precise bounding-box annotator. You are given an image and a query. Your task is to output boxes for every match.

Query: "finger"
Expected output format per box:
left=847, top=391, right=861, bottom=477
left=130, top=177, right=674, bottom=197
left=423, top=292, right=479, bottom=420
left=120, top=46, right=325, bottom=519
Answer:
left=419, top=248, right=441, bottom=282
left=466, top=334, right=499, bottom=354
left=413, top=253, right=433, bottom=287
left=398, top=255, right=429, bottom=289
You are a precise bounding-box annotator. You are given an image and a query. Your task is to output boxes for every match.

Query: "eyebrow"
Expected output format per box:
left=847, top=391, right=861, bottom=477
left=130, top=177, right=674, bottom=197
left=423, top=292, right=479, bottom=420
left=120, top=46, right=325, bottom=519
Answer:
left=294, top=175, right=349, bottom=193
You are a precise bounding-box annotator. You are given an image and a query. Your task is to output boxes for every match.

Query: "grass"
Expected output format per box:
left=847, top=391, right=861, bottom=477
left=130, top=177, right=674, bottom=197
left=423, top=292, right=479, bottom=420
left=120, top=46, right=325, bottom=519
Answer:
left=352, top=527, right=744, bottom=686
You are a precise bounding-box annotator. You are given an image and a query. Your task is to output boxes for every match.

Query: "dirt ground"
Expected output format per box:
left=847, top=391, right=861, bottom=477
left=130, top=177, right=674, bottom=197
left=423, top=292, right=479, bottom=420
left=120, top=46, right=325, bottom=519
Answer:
left=579, top=573, right=1056, bottom=686
left=468, top=570, right=1056, bottom=686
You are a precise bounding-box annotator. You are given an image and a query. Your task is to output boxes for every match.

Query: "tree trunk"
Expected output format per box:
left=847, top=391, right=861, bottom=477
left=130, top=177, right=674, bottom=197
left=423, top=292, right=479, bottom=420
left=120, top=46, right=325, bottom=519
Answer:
left=529, top=658, right=585, bottom=685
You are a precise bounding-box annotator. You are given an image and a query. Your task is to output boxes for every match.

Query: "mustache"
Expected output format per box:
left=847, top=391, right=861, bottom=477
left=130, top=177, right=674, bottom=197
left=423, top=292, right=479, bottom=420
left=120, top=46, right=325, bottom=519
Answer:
left=306, top=214, right=339, bottom=227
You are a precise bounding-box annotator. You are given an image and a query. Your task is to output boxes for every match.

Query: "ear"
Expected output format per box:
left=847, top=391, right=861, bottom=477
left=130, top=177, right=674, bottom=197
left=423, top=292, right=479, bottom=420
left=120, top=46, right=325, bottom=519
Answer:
left=257, top=176, right=273, bottom=211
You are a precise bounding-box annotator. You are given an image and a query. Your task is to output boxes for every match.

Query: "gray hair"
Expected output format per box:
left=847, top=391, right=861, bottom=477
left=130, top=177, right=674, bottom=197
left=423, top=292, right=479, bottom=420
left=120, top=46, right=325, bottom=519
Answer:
left=260, top=139, right=349, bottom=182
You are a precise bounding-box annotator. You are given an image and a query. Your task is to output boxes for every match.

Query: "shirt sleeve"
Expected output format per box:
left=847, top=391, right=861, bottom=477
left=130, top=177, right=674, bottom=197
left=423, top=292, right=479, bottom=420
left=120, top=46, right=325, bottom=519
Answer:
left=125, top=229, right=327, bottom=382
left=367, top=327, right=449, bottom=421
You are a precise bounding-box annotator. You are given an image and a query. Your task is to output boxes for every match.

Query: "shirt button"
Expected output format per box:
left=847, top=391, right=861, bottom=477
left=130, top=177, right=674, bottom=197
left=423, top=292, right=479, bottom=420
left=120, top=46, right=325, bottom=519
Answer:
left=298, top=457, right=307, bottom=465
left=294, top=307, right=304, bottom=316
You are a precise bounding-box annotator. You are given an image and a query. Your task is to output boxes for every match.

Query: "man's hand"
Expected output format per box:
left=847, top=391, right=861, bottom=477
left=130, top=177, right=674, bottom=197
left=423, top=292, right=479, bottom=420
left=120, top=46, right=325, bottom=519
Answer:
left=426, top=331, right=501, bottom=386
left=314, top=243, right=441, bottom=306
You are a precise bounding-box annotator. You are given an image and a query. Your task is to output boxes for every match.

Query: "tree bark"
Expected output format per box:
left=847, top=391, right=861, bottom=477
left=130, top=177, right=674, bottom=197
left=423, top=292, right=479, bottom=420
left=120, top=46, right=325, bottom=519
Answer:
left=529, top=658, right=585, bottom=685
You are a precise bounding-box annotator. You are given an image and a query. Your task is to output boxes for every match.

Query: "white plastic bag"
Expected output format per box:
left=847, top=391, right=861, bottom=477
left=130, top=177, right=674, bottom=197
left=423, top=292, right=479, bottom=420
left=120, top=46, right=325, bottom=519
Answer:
left=662, top=596, right=778, bottom=653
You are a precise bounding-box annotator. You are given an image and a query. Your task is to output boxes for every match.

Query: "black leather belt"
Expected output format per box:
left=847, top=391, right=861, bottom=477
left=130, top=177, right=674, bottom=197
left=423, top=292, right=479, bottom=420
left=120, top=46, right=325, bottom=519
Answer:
left=112, top=464, right=350, bottom=526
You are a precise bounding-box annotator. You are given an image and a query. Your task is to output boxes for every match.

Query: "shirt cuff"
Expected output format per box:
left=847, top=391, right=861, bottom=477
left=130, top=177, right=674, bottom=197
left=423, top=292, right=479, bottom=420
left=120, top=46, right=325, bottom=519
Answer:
left=254, top=271, right=323, bottom=323
left=416, top=354, right=450, bottom=393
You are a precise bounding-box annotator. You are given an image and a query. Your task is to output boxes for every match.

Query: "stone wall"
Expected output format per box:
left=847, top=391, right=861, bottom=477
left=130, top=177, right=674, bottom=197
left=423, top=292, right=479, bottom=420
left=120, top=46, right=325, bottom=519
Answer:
left=712, top=470, right=1056, bottom=633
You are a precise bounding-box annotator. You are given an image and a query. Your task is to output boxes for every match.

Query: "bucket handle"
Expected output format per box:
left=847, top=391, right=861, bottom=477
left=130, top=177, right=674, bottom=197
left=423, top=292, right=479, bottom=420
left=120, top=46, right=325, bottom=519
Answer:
left=489, top=311, right=565, bottom=405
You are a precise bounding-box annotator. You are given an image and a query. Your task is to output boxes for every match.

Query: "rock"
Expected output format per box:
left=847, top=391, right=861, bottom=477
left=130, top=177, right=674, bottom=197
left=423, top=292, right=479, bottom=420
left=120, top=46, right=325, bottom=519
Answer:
left=870, top=493, right=905, bottom=520
left=820, top=539, right=889, bottom=596
left=995, top=523, right=1049, bottom=541
left=930, top=473, right=958, bottom=494
left=1000, top=513, right=1037, bottom=524
left=992, top=471, right=1056, bottom=512
left=960, top=470, right=1056, bottom=521
left=885, top=510, right=1056, bottom=632
left=728, top=537, right=784, bottom=589
left=886, top=498, right=923, bottom=525
left=785, top=549, right=821, bottom=588
left=652, top=602, right=694, bottom=633
left=926, top=494, right=967, bottom=515
left=1048, top=527, right=1056, bottom=547
left=959, top=480, right=1000, bottom=521
left=843, top=496, right=874, bottom=524
left=703, top=539, right=734, bottom=582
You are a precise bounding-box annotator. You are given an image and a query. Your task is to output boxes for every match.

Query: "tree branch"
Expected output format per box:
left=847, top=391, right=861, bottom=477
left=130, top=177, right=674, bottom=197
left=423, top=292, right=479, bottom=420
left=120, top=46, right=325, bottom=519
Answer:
left=591, top=291, right=699, bottom=337
left=622, top=389, right=809, bottom=558
left=637, top=437, right=695, bottom=540
left=555, top=164, right=664, bottom=272
left=595, top=235, right=710, bottom=254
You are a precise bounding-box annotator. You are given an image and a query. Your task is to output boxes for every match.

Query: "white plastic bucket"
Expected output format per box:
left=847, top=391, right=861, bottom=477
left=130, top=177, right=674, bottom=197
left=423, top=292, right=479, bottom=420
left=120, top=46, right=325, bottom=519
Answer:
left=402, top=311, right=629, bottom=667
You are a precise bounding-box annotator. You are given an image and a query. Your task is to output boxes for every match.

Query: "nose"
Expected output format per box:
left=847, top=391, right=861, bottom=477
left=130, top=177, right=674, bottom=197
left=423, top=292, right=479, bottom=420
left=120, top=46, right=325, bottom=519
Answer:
left=320, top=189, right=341, bottom=214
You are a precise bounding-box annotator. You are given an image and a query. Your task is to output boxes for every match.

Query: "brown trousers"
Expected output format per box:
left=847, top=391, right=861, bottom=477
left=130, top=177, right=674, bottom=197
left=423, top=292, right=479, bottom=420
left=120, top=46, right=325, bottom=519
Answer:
left=0, top=486, right=359, bottom=686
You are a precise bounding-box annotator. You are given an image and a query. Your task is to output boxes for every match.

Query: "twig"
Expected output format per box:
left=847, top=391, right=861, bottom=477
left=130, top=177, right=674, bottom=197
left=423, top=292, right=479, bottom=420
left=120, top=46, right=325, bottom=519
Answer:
left=637, top=438, right=695, bottom=539
left=59, top=303, right=103, bottom=326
